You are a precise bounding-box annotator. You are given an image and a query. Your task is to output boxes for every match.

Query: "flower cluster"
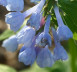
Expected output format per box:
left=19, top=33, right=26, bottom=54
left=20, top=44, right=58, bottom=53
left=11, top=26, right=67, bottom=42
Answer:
left=1, top=0, right=73, bottom=68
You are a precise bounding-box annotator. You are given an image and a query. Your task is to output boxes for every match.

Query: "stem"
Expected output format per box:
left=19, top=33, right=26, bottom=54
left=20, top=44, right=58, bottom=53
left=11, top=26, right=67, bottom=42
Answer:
left=44, top=15, right=51, bottom=33
left=54, top=5, right=64, bottom=26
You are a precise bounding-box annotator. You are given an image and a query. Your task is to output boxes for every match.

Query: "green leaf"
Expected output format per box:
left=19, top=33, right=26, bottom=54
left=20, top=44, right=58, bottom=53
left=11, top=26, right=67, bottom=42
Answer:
left=73, top=33, right=77, bottom=40
left=0, top=30, right=15, bottom=41
left=20, top=63, right=49, bottom=72
left=0, top=64, right=16, bottom=72
left=68, top=39, right=77, bottom=72
left=58, top=0, right=77, bottom=33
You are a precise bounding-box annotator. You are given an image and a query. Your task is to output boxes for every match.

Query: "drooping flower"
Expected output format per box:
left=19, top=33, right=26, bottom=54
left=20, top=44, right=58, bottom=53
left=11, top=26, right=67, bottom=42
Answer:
left=36, top=15, right=52, bottom=47
left=51, top=27, right=68, bottom=61
left=36, top=45, right=54, bottom=68
left=27, top=0, right=46, bottom=30
left=2, top=35, right=18, bottom=52
left=57, top=25, right=73, bottom=41
left=54, top=5, right=73, bottom=41
left=5, top=12, right=25, bottom=32
left=16, top=26, right=35, bottom=47
left=5, top=4, right=39, bottom=32
left=18, top=36, right=37, bottom=65
left=0, top=0, right=7, bottom=6
left=5, top=0, right=24, bottom=11
left=19, top=48, right=36, bottom=66
left=18, top=46, right=36, bottom=65
left=53, top=43, right=68, bottom=61
left=27, top=12, right=43, bottom=30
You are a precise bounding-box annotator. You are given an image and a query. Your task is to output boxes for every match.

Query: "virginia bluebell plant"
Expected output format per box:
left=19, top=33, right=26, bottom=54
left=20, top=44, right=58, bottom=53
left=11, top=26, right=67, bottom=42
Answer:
left=1, top=0, right=73, bottom=68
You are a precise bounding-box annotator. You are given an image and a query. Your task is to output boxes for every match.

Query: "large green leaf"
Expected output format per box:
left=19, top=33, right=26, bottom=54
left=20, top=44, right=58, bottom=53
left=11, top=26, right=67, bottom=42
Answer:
left=58, top=0, right=77, bottom=33
left=68, top=39, right=77, bottom=72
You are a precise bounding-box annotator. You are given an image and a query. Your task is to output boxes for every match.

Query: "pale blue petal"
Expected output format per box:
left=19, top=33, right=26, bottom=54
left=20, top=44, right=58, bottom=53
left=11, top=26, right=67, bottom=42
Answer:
left=6, top=0, right=24, bottom=11
left=27, top=12, right=42, bottom=30
left=36, top=46, right=54, bottom=68
left=5, top=12, right=25, bottom=32
left=36, top=32, right=52, bottom=47
left=57, top=25, right=73, bottom=41
left=27, top=0, right=46, bottom=30
left=2, top=35, right=18, bottom=52
left=51, top=27, right=60, bottom=45
left=44, top=15, right=51, bottom=33
left=16, top=26, right=35, bottom=47
left=53, top=43, right=68, bottom=61
left=54, top=5, right=64, bottom=26
left=0, top=0, right=7, bottom=6
left=35, top=47, right=43, bottom=56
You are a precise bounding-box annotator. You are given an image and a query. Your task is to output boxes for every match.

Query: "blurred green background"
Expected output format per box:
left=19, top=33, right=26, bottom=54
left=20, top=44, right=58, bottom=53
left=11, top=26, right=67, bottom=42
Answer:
left=0, top=0, right=77, bottom=72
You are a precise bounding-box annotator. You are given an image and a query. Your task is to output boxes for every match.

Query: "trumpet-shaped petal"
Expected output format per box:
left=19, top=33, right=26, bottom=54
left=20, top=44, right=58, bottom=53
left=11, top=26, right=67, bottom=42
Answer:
left=0, top=0, right=7, bottom=6
left=27, top=0, right=46, bottom=30
left=51, top=27, right=68, bottom=61
left=57, top=25, right=73, bottom=41
left=35, top=47, right=43, bottom=56
left=44, top=15, right=51, bottom=33
left=53, top=43, right=68, bottom=61
left=16, top=26, right=35, bottom=47
left=6, top=0, right=24, bottom=11
left=18, top=47, right=36, bottom=65
left=5, top=12, right=25, bottom=32
left=36, top=32, right=51, bottom=47
left=36, top=15, right=51, bottom=47
left=54, top=6, right=73, bottom=41
left=27, top=12, right=42, bottom=30
left=36, top=46, right=54, bottom=68
left=2, top=35, right=18, bottom=52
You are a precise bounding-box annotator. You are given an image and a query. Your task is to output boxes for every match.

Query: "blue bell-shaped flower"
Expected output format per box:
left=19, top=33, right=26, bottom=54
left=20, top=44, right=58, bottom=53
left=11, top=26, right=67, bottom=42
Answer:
left=5, top=4, right=40, bottom=32
left=36, top=45, right=54, bottom=68
left=52, top=27, right=68, bottom=61
left=27, top=12, right=42, bottom=30
left=53, top=43, right=68, bottom=61
left=36, top=15, right=52, bottom=47
left=57, top=25, right=73, bottom=41
left=2, top=35, right=18, bottom=52
left=16, top=26, right=35, bottom=47
left=18, top=46, right=36, bottom=65
left=5, top=12, right=25, bottom=32
left=54, top=5, right=73, bottom=41
left=27, top=0, right=46, bottom=30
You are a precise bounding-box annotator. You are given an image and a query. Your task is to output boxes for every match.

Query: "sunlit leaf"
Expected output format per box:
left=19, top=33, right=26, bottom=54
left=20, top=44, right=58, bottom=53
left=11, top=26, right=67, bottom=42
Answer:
left=0, top=64, right=16, bottom=72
